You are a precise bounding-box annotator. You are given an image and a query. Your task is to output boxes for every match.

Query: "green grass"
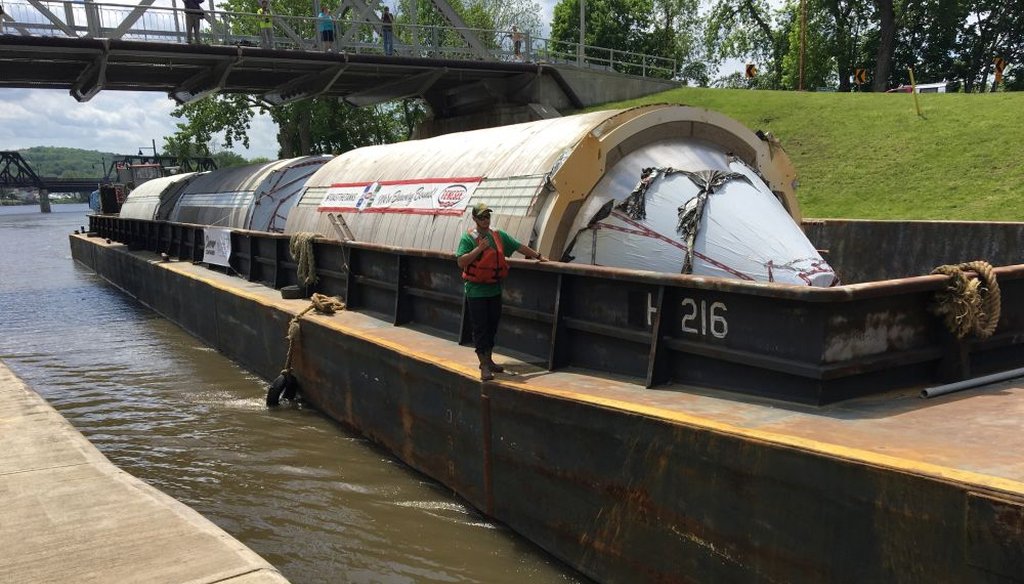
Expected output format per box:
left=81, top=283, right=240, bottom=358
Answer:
left=595, top=88, right=1024, bottom=220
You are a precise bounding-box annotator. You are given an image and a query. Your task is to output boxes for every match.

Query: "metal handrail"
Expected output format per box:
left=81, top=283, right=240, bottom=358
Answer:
left=0, top=0, right=676, bottom=78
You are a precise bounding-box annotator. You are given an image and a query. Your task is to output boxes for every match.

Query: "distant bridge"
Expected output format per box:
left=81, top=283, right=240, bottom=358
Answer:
left=0, top=151, right=101, bottom=193
left=0, top=151, right=218, bottom=212
left=0, top=0, right=679, bottom=133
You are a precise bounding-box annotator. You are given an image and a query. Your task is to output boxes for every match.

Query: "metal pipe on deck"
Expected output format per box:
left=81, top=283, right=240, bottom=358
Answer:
left=920, top=367, right=1024, bottom=399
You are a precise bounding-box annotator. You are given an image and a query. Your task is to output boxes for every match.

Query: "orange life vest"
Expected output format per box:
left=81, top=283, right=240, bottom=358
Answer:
left=462, top=229, right=509, bottom=284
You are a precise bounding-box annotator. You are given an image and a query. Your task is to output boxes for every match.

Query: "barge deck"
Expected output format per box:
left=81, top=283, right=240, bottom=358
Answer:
left=70, top=232, right=1024, bottom=583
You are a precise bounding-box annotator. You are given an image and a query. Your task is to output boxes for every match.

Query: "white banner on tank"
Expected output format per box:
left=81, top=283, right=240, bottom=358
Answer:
left=317, top=177, right=482, bottom=216
left=203, top=227, right=232, bottom=267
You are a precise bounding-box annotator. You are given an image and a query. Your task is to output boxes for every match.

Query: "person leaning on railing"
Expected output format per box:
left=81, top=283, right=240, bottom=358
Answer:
left=257, top=0, right=274, bottom=49
left=456, top=202, right=546, bottom=381
left=183, top=0, right=204, bottom=44
left=510, top=25, right=523, bottom=60
left=317, top=7, right=335, bottom=52
left=380, top=5, right=394, bottom=56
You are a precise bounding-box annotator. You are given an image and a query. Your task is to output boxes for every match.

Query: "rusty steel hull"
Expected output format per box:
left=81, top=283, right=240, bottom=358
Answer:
left=88, top=216, right=1024, bottom=406
left=70, top=230, right=1024, bottom=583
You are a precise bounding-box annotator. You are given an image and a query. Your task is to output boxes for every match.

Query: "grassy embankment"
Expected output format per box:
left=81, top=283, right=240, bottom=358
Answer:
left=596, top=88, right=1024, bottom=221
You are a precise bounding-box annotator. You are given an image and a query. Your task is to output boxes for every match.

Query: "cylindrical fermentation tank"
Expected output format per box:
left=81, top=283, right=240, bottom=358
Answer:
left=120, top=156, right=332, bottom=233
left=117, top=172, right=203, bottom=222
left=169, top=156, right=331, bottom=232
left=286, top=105, right=834, bottom=286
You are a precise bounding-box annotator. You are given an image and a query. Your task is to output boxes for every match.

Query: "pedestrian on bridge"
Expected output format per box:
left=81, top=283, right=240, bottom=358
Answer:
left=317, top=8, right=335, bottom=53
left=183, top=0, right=204, bottom=44
left=380, top=5, right=394, bottom=56
left=456, top=202, right=546, bottom=381
left=511, top=25, right=524, bottom=60
left=258, top=0, right=274, bottom=49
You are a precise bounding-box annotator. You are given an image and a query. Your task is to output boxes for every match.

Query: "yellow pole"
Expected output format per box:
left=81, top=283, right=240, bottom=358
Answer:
left=908, top=67, right=922, bottom=117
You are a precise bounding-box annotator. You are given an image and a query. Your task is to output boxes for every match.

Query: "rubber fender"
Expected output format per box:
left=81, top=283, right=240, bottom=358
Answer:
left=266, top=371, right=298, bottom=406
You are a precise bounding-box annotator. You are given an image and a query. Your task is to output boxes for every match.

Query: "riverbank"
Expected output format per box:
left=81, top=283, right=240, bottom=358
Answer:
left=0, top=359, right=289, bottom=584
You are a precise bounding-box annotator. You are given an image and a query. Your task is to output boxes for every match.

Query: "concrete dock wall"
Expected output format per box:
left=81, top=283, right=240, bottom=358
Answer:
left=0, top=360, right=288, bottom=584
left=70, top=234, right=1024, bottom=584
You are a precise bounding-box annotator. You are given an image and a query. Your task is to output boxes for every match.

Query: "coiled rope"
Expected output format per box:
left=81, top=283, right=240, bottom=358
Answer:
left=267, top=292, right=346, bottom=406
left=930, top=260, right=1001, bottom=340
left=290, top=232, right=319, bottom=288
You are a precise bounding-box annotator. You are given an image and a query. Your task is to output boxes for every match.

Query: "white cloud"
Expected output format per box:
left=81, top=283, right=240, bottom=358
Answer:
left=0, top=88, right=280, bottom=160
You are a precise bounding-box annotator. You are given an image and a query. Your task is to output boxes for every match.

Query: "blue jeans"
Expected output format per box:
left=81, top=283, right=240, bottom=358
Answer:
left=383, top=29, right=393, bottom=55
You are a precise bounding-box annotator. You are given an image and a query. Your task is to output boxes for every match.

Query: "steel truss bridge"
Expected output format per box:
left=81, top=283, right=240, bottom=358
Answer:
left=0, top=0, right=678, bottom=116
left=0, top=151, right=217, bottom=193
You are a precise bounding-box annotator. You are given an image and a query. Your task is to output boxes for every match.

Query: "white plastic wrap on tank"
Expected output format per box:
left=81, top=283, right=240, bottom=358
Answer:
left=563, top=138, right=836, bottom=286
left=283, top=104, right=833, bottom=286
left=117, top=172, right=201, bottom=221
left=284, top=110, right=624, bottom=249
left=169, top=156, right=331, bottom=231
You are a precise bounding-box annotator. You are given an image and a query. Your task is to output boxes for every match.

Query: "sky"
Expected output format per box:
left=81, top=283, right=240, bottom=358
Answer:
left=0, top=0, right=574, bottom=162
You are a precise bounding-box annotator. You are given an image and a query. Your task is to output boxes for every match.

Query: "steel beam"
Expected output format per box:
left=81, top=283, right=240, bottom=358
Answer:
left=170, top=47, right=244, bottom=104
left=263, top=64, right=348, bottom=106
left=69, top=40, right=109, bottom=102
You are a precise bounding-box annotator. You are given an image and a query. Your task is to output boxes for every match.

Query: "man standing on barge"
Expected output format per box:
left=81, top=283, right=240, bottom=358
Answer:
left=457, top=203, right=546, bottom=381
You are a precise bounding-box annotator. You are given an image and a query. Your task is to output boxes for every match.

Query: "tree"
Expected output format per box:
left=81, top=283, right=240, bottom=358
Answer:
left=550, top=0, right=654, bottom=58
left=781, top=2, right=835, bottom=90
left=705, top=0, right=793, bottom=88
left=951, top=0, right=1024, bottom=92
left=168, top=96, right=424, bottom=159
left=166, top=95, right=256, bottom=156
left=645, top=0, right=706, bottom=83
left=477, top=0, right=541, bottom=36
left=211, top=151, right=250, bottom=169
left=168, top=0, right=493, bottom=159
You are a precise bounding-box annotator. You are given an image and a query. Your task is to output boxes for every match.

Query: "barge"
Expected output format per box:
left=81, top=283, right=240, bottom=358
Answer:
left=73, top=105, right=1024, bottom=582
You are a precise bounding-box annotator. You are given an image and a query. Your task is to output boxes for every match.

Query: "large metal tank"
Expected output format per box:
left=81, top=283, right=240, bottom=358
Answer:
left=117, top=172, right=202, bottom=221
left=168, top=156, right=331, bottom=232
left=282, top=105, right=832, bottom=286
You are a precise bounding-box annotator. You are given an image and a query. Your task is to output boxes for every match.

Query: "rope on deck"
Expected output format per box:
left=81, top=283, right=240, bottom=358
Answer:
left=931, top=260, right=1001, bottom=340
left=290, top=232, right=319, bottom=288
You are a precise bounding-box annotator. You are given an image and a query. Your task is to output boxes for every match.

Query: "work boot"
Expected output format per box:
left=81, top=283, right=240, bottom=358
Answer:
left=486, top=351, right=505, bottom=373
left=477, top=353, right=494, bottom=381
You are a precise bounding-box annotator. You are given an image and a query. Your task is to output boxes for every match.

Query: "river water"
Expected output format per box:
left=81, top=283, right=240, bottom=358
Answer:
left=0, top=204, right=582, bottom=584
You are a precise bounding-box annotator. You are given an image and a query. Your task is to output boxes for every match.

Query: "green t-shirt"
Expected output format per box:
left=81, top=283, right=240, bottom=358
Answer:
left=456, top=229, right=521, bottom=298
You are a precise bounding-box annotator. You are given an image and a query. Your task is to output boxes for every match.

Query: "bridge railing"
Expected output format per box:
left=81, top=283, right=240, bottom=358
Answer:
left=0, top=0, right=676, bottom=78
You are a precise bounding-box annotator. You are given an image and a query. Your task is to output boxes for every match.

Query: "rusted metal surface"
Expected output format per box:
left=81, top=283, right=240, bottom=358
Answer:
left=70, top=233, right=1024, bottom=583
left=89, top=215, right=1024, bottom=405
left=803, top=219, right=1024, bottom=283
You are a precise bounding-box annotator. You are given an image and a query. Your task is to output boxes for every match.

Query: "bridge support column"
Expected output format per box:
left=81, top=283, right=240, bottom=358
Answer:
left=39, top=189, right=51, bottom=213
left=414, top=103, right=561, bottom=139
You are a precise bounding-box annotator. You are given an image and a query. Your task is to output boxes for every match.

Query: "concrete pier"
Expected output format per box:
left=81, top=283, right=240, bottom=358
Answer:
left=0, top=361, right=288, bottom=584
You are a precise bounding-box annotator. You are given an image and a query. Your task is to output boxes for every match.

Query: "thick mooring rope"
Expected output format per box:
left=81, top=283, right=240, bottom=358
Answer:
left=930, top=260, right=1001, bottom=340
left=268, top=292, right=346, bottom=406
left=289, top=232, right=319, bottom=288
left=283, top=293, right=346, bottom=371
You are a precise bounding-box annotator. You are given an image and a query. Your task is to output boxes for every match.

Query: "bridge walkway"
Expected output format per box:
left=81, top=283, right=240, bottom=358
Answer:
left=0, top=0, right=679, bottom=121
left=0, top=0, right=675, bottom=78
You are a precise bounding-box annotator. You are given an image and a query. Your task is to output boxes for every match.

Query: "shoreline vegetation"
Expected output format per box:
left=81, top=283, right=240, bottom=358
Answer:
left=597, top=87, right=1023, bottom=221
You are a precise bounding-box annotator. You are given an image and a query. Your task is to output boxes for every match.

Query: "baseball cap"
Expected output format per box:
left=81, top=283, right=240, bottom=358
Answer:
left=471, top=202, right=492, bottom=218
